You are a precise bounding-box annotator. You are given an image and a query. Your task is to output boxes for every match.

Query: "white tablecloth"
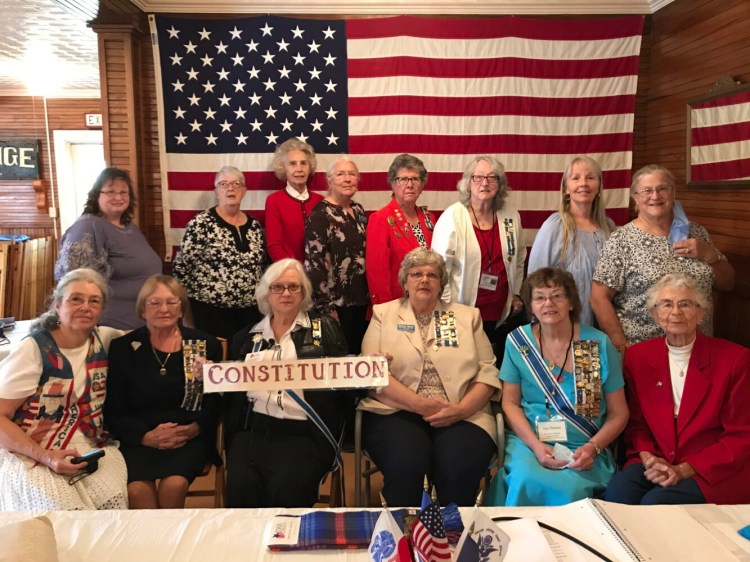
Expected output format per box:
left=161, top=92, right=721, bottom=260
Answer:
left=0, top=503, right=749, bottom=562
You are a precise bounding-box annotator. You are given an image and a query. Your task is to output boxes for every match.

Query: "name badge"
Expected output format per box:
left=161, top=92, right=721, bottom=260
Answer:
left=397, top=324, right=415, bottom=332
left=479, top=273, right=499, bottom=291
left=537, top=420, right=568, bottom=442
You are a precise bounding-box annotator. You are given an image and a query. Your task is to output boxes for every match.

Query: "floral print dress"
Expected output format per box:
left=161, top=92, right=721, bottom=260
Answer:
left=304, top=200, right=368, bottom=314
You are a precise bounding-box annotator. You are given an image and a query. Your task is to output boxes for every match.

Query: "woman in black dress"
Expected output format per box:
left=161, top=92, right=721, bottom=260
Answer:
left=104, top=275, right=222, bottom=508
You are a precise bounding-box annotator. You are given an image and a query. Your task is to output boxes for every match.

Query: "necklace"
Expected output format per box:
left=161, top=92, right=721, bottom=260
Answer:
left=538, top=323, right=574, bottom=380
left=151, top=330, right=181, bottom=376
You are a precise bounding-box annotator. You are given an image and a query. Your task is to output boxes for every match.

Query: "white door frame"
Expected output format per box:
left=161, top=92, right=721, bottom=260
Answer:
left=53, top=130, right=104, bottom=234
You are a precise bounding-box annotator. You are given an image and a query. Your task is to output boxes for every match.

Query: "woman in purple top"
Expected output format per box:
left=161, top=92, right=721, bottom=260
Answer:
left=55, top=167, right=162, bottom=330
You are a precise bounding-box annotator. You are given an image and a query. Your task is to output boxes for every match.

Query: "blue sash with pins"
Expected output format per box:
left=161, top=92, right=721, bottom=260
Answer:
left=508, top=327, right=600, bottom=439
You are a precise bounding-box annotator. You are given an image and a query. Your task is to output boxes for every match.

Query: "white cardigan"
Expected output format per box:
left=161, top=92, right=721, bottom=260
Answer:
left=431, top=201, right=526, bottom=324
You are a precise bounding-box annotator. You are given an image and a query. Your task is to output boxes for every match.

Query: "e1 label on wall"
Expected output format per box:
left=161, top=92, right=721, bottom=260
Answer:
left=0, top=140, right=40, bottom=180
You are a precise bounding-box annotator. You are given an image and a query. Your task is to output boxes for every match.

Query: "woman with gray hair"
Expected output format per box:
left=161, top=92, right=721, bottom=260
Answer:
left=358, top=248, right=500, bottom=506
left=432, top=155, right=526, bottom=347
left=366, top=153, right=436, bottom=305
left=225, top=259, right=350, bottom=507
left=591, top=164, right=734, bottom=351
left=0, top=268, right=128, bottom=510
left=304, top=155, right=369, bottom=354
left=265, top=139, right=323, bottom=262
left=173, top=165, right=267, bottom=340
left=604, top=273, right=750, bottom=505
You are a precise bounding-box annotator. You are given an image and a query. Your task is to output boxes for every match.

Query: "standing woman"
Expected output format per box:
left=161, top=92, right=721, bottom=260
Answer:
left=265, top=139, right=323, bottom=262
left=432, top=155, right=526, bottom=343
left=173, top=165, right=267, bottom=340
left=366, top=153, right=436, bottom=305
left=55, top=167, right=161, bottom=329
left=305, top=156, right=369, bottom=354
left=591, top=165, right=734, bottom=350
left=105, top=275, right=222, bottom=509
left=528, top=156, right=614, bottom=326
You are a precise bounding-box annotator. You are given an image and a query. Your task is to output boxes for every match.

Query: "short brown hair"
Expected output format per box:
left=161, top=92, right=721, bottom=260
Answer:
left=521, top=267, right=581, bottom=323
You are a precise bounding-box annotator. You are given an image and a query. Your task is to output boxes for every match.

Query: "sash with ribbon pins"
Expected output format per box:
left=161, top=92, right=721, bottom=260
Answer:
left=181, top=339, right=206, bottom=411
left=508, top=327, right=603, bottom=441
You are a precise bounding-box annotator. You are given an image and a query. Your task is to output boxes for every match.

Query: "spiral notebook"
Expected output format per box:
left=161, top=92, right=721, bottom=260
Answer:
left=549, top=499, right=738, bottom=562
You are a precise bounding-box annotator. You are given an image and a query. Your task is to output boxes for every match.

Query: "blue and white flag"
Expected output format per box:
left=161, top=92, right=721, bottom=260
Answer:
left=369, top=509, right=411, bottom=562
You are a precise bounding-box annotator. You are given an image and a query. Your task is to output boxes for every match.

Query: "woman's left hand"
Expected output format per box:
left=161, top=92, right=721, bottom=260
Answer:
left=192, top=356, right=210, bottom=380
left=567, top=442, right=596, bottom=471
left=423, top=400, right=465, bottom=427
left=672, top=238, right=719, bottom=263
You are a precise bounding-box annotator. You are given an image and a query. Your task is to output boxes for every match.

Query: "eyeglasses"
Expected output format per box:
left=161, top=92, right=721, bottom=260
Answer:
left=216, top=180, right=244, bottom=189
left=269, top=283, right=302, bottom=294
left=654, top=299, right=699, bottom=312
left=408, top=271, right=440, bottom=281
left=394, top=176, right=423, bottom=187
left=100, top=190, right=129, bottom=198
left=145, top=299, right=181, bottom=309
left=65, top=295, right=104, bottom=309
left=635, top=186, right=671, bottom=198
left=531, top=293, right=568, bottom=304
left=471, top=175, right=500, bottom=185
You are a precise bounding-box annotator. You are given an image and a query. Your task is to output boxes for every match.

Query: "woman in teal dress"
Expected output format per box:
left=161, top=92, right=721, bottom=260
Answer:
left=488, top=267, right=628, bottom=506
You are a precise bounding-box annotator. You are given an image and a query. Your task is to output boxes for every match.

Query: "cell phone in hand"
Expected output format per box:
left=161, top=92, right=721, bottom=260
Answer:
left=71, top=448, right=105, bottom=465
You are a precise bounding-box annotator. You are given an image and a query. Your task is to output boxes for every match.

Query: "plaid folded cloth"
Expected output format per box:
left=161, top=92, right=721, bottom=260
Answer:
left=269, top=504, right=464, bottom=551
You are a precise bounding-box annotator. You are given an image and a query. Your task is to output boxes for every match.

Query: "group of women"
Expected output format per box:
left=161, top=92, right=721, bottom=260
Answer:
left=1, top=148, right=749, bottom=512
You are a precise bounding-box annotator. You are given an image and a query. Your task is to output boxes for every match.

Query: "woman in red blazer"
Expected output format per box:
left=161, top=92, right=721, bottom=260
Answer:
left=604, top=273, right=750, bottom=505
left=366, top=154, right=436, bottom=306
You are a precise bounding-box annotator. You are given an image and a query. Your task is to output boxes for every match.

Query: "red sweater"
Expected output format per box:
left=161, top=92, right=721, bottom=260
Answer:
left=264, top=188, right=323, bottom=262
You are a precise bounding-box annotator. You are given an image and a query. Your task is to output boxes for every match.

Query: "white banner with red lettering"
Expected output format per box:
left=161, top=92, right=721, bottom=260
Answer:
left=204, top=355, right=389, bottom=392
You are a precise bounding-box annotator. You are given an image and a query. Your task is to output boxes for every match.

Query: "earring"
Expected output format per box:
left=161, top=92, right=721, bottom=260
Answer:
left=563, top=193, right=570, bottom=201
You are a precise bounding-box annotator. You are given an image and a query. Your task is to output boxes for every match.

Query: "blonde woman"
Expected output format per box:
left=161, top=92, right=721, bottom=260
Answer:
left=528, top=156, right=614, bottom=326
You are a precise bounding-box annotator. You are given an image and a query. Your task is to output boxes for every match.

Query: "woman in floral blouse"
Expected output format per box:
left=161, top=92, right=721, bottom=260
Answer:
left=304, top=155, right=369, bottom=354
left=173, top=166, right=267, bottom=340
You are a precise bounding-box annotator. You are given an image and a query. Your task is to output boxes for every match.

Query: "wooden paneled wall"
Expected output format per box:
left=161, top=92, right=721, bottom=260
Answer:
left=0, top=97, right=101, bottom=239
left=638, top=0, right=750, bottom=345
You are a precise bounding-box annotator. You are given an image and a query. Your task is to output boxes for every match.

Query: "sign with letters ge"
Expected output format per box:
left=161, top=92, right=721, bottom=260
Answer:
left=0, top=140, right=40, bottom=179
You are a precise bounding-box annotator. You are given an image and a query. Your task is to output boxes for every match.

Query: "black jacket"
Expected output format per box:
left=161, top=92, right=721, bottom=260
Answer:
left=224, top=312, right=357, bottom=465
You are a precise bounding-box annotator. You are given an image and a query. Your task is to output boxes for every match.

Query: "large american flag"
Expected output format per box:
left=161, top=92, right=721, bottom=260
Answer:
left=149, top=14, right=644, bottom=258
left=689, top=88, right=750, bottom=183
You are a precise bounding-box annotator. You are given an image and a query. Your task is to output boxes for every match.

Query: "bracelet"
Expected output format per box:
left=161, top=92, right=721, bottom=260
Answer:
left=587, top=441, right=602, bottom=456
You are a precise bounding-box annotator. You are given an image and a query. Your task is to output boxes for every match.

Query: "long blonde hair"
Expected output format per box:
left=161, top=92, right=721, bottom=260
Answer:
left=558, top=156, right=613, bottom=263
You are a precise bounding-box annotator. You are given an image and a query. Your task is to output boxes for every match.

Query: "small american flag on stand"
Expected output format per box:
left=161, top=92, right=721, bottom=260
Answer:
left=411, top=500, right=452, bottom=562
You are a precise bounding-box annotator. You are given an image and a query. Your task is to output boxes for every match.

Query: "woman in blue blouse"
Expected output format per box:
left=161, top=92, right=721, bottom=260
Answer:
left=527, top=156, right=614, bottom=326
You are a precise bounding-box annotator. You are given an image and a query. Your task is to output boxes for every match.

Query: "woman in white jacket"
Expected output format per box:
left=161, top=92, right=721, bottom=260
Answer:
left=432, top=155, right=526, bottom=350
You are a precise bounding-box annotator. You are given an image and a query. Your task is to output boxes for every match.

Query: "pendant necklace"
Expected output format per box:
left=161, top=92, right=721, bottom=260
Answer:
left=538, top=323, right=574, bottom=381
left=151, top=330, right=180, bottom=376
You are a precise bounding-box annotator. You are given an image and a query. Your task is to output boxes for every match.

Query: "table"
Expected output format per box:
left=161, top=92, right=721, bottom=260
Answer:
left=1, top=502, right=748, bottom=562
left=0, top=319, right=32, bottom=361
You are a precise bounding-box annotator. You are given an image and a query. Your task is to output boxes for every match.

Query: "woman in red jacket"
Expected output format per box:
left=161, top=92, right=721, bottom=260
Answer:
left=604, top=273, right=750, bottom=505
left=366, top=154, right=435, bottom=305
left=264, top=139, right=323, bottom=262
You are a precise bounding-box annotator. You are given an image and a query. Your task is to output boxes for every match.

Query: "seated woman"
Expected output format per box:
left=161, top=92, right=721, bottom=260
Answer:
left=489, top=267, right=628, bottom=506
left=358, top=247, right=500, bottom=507
left=225, top=259, right=350, bottom=508
left=604, top=273, right=750, bottom=505
left=0, top=268, right=128, bottom=510
left=104, top=275, right=222, bottom=509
